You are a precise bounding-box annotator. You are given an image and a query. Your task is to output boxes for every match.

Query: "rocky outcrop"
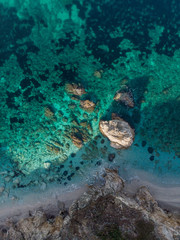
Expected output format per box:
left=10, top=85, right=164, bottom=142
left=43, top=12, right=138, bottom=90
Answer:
left=1, top=169, right=180, bottom=240
left=99, top=118, right=135, bottom=149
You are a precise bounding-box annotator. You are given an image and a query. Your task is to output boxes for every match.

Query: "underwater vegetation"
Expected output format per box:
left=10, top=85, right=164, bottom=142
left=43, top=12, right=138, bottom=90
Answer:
left=0, top=0, right=179, bottom=192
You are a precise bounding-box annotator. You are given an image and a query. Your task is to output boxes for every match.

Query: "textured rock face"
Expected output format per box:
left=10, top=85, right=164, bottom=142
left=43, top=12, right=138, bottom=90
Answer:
left=1, top=169, right=180, bottom=240
left=99, top=119, right=135, bottom=149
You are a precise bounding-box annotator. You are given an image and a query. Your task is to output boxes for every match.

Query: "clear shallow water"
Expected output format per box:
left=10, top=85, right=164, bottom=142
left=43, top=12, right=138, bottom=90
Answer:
left=0, top=0, right=179, bottom=205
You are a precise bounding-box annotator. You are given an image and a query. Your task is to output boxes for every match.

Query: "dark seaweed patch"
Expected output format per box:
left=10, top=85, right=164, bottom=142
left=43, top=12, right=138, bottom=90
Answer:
left=21, top=78, right=32, bottom=89
left=31, top=78, right=41, bottom=88
left=148, top=147, right=154, bottom=154
left=10, top=117, right=24, bottom=124
left=63, top=170, right=68, bottom=176
left=142, top=141, right=147, bottom=147
left=23, top=87, right=33, bottom=99
left=39, top=73, right=48, bottom=82
left=0, top=4, right=35, bottom=67
left=6, top=90, right=21, bottom=109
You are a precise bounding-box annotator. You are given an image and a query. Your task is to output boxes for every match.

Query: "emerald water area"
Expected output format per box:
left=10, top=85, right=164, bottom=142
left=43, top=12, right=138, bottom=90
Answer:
left=0, top=0, right=180, bottom=207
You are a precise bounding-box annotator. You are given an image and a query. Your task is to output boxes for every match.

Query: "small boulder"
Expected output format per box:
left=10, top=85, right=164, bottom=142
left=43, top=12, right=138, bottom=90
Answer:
left=99, top=118, right=134, bottom=149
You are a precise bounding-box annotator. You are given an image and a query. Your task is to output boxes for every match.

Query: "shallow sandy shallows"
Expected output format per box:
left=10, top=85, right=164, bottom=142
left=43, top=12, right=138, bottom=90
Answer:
left=0, top=183, right=88, bottom=224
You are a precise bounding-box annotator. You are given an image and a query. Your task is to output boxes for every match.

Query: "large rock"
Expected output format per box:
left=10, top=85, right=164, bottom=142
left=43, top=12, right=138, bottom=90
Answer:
left=99, top=118, right=135, bottom=149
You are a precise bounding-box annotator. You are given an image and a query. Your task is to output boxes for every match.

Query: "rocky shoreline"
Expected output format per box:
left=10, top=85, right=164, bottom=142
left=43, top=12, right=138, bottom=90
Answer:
left=0, top=169, right=179, bottom=240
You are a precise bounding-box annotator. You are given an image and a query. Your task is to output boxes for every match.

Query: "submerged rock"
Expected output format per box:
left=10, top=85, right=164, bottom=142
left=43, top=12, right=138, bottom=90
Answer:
left=65, top=83, right=86, bottom=96
left=93, top=69, right=103, bottom=79
left=108, top=153, right=115, bottom=162
left=71, top=133, right=83, bottom=148
left=44, top=106, right=57, bottom=121
left=114, top=90, right=134, bottom=108
left=80, top=100, right=96, bottom=112
left=99, top=118, right=135, bottom=149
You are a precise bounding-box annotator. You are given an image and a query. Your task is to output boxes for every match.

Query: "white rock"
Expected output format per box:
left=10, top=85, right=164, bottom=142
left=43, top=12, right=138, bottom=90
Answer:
left=99, top=119, right=134, bottom=149
left=44, top=161, right=51, bottom=169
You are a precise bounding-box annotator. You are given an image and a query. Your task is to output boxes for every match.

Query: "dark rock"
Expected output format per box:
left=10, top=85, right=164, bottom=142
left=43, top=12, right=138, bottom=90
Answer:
left=142, top=141, right=147, bottom=147
left=63, top=171, right=68, bottom=176
left=67, top=176, right=71, bottom=181
left=71, top=153, right=76, bottom=157
left=148, top=147, right=154, bottom=154
left=150, top=156, right=154, bottom=161
left=101, top=139, right=105, bottom=144
left=108, top=153, right=115, bottom=162
left=95, top=161, right=102, bottom=166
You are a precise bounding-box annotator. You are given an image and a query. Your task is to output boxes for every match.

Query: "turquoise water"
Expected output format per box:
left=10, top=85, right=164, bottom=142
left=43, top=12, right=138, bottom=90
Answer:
left=0, top=0, right=180, bottom=201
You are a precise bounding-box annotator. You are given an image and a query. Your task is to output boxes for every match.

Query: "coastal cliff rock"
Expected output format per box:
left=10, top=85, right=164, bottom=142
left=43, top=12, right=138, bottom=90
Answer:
left=1, top=169, right=180, bottom=240
left=99, top=119, right=135, bottom=149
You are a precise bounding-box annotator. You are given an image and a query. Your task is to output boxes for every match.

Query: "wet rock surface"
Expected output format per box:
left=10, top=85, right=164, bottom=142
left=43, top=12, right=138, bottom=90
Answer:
left=1, top=169, right=180, bottom=240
